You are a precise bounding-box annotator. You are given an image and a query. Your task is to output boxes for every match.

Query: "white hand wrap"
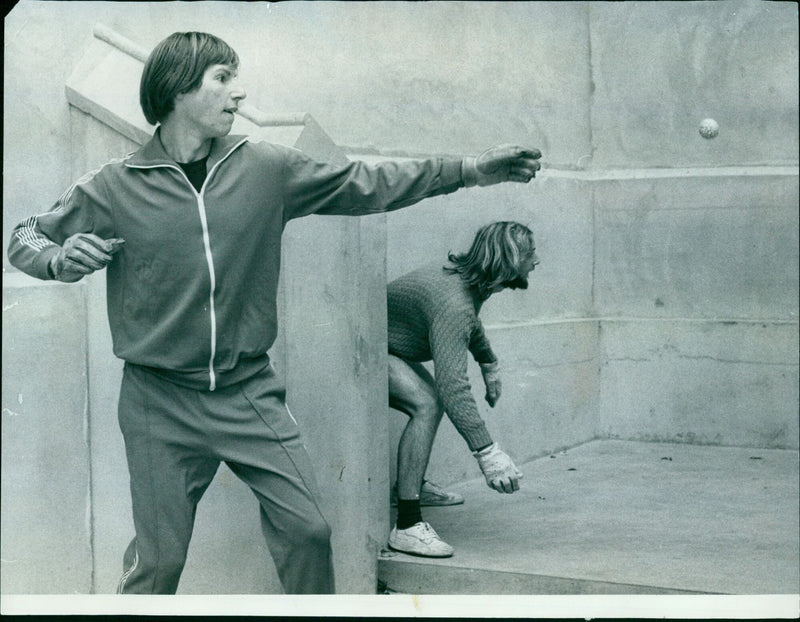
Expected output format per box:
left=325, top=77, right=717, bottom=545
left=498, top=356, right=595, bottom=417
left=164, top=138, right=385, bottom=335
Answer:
left=473, top=442, right=523, bottom=494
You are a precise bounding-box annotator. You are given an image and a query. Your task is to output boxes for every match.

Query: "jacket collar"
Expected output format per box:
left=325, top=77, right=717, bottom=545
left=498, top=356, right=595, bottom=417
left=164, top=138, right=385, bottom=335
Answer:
left=126, top=127, right=248, bottom=168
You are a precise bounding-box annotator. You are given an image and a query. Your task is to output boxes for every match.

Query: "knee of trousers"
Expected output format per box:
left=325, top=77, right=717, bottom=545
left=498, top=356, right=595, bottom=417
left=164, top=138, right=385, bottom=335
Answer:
left=289, top=514, right=332, bottom=550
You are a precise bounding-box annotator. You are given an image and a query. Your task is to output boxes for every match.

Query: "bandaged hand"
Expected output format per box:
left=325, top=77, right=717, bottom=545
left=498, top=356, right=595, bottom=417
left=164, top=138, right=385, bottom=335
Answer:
left=49, top=233, right=124, bottom=282
left=480, top=361, right=502, bottom=407
left=462, top=145, right=542, bottom=187
left=473, top=442, right=523, bottom=494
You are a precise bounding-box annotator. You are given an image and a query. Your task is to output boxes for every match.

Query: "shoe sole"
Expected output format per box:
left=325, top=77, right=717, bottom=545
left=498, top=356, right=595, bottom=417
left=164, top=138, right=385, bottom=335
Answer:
left=390, top=497, right=465, bottom=508
left=387, top=543, right=454, bottom=558
left=421, top=497, right=464, bottom=507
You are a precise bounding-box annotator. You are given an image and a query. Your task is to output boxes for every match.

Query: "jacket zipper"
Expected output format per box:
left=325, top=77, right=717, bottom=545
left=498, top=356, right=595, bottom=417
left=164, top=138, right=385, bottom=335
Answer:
left=160, top=165, right=219, bottom=391
left=127, top=138, right=248, bottom=391
left=193, top=188, right=218, bottom=391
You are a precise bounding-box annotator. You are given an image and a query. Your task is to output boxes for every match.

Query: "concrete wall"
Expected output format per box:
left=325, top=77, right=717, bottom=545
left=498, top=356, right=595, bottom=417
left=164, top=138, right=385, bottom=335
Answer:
left=384, top=168, right=798, bottom=485
left=1, top=274, right=92, bottom=594
left=593, top=172, right=799, bottom=448
left=3, top=0, right=798, bottom=596
left=378, top=0, right=799, bottom=484
left=589, top=1, right=799, bottom=169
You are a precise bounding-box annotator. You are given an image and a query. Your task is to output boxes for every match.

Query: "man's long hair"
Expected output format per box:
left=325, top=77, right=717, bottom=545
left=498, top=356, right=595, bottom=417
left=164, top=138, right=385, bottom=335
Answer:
left=444, top=221, right=535, bottom=300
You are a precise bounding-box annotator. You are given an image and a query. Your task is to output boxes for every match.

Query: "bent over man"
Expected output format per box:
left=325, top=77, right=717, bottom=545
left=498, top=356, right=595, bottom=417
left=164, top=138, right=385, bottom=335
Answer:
left=387, top=221, right=539, bottom=557
left=8, top=32, right=541, bottom=593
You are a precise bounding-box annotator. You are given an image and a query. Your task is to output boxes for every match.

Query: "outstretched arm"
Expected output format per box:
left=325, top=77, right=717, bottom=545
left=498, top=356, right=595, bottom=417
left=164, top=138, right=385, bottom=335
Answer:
left=278, top=143, right=542, bottom=221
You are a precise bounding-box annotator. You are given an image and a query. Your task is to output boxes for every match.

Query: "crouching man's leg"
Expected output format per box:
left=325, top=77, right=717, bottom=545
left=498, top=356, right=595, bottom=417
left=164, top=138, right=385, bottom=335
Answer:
left=386, top=355, right=455, bottom=557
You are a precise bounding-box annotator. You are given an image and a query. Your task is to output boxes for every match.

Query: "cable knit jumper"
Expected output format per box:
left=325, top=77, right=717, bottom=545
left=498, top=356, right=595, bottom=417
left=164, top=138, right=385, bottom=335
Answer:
left=387, top=263, right=497, bottom=450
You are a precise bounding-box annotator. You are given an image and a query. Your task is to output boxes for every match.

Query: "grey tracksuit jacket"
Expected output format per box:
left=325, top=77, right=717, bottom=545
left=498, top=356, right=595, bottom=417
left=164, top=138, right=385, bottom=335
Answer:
left=9, top=130, right=466, bottom=390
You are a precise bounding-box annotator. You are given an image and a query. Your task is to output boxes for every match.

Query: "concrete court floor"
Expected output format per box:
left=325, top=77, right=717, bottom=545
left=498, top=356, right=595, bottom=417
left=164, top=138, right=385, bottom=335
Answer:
left=378, top=440, right=800, bottom=595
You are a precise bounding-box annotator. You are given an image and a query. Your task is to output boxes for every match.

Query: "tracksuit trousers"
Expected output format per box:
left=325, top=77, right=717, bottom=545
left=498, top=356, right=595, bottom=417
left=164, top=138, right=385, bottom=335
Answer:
left=115, top=361, right=334, bottom=594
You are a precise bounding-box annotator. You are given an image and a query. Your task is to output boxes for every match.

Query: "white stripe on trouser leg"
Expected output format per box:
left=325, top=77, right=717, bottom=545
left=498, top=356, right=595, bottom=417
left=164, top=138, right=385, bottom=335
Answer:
left=285, top=403, right=298, bottom=427
left=117, top=548, right=139, bottom=594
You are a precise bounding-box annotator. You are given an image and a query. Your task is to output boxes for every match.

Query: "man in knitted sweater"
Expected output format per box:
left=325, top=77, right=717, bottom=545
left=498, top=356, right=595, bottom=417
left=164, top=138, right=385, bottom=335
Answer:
left=386, top=221, right=539, bottom=557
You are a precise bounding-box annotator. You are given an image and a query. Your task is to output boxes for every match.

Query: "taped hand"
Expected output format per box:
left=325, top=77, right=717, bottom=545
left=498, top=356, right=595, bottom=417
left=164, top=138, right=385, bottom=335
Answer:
left=462, top=145, right=542, bottom=187
left=480, top=361, right=502, bottom=407
left=473, top=442, right=523, bottom=494
left=49, top=233, right=125, bottom=282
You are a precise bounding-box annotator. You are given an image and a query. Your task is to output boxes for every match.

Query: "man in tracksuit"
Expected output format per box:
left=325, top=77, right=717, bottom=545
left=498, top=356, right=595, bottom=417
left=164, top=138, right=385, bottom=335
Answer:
left=8, top=31, right=541, bottom=594
left=386, top=222, right=539, bottom=557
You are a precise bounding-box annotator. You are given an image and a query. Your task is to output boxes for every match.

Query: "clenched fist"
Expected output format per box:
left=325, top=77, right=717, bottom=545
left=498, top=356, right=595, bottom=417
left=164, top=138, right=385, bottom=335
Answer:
left=49, top=233, right=125, bottom=282
left=473, top=442, right=523, bottom=494
left=462, top=145, right=542, bottom=187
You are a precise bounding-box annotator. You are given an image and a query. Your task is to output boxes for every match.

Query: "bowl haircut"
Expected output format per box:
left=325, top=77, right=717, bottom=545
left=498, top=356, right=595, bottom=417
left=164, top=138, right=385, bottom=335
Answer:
left=140, top=31, right=240, bottom=126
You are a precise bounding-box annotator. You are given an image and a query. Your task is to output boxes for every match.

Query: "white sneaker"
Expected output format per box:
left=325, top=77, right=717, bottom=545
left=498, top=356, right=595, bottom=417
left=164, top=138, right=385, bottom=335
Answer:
left=388, top=521, right=454, bottom=558
left=390, top=480, right=465, bottom=507
left=419, top=480, right=465, bottom=506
